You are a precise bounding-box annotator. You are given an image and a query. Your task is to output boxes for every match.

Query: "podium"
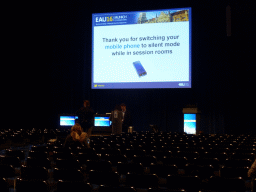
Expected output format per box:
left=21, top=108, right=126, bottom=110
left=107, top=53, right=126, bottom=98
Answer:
left=182, top=107, right=201, bottom=135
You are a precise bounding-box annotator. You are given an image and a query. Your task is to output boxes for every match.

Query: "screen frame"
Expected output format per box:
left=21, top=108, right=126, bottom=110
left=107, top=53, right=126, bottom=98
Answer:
left=91, top=7, right=192, bottom=89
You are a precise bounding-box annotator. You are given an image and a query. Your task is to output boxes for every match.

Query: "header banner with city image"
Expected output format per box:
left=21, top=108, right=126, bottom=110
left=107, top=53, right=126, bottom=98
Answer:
left=92, top=8, right=190, bottom=26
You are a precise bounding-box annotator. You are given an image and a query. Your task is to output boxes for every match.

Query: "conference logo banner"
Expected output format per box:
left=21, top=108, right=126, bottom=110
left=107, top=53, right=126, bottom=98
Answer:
left=93, top=13, right=131, bottom=26
left=93, top=9, right=189, bottom=27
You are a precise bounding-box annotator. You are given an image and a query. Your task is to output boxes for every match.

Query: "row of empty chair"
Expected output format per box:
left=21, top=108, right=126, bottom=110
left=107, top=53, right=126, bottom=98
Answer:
left=1, top=129, right=256, bottom=191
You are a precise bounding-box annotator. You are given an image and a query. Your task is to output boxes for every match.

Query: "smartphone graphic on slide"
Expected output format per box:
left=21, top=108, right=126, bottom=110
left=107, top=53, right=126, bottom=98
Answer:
left=133, top=61, right=147, bottom=77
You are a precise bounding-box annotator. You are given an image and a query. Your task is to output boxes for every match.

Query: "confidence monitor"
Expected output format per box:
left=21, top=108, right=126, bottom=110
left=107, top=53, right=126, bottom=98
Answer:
left=59, top=115, right=78, bottom=127
left=92, top=7, right=192, bottom=89
left=93, top=114, right=112, bottom=133
left=94, top=116, right=111, bottom=127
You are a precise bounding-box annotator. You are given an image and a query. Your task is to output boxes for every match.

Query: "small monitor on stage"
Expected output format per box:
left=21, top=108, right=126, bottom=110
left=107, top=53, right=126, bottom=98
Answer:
left=59, top=115, right=78, bottom=126
left=93, top=114, right=112, bottom=133
left=94, top=116, right=111, bottom=127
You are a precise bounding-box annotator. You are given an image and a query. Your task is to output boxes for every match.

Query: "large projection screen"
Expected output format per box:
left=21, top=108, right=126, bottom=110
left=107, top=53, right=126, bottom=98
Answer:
left=92, top=8, right=192, bottom=89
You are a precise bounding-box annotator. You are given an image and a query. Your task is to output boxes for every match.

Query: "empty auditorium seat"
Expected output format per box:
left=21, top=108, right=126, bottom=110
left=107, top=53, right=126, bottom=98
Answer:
left=55, top=158, right=81, bottom=170
left=103, top=153, right=128, bottom=165
left=230, top=152, right=256, bottom=161
left=56, top=180, right=92, bottom=192
left=150, top=164, right=178, bottom=177
left=148, top=150, right=173, bottom=162
left=28, top=150, right=48, bottom=159
left=0, top=178, right=9, bottom=192
left=98, top=185, right=136, bottom=192
left=26, top=156, right=51, bottom=168
left=77, top=152, right=100, bottom=163
left=15, top=178, right=50, bottom=192
left=52, top=151, right=74, bottom=161
left=5, top=149, right=25, bottom=160
left=88, top=170, right=119, bottom=186
left=0, top=155, right=21, bottom=167
left=53, top=168, right=84, bottom=181
left=131, top=155, right=157, bottom=167
left=223, top=158, right=252, bottom=168
left=175, top=151, right=199, bottom=161
left=97, top=147, right=121, bottom=156
left=125, top=148, right=146, bottom=159
left=126, top=173, right=159, bottom=189
left=167, top=175, right=201, bottom=192
left=20, top=165, right=48, bottom=180
left=148, top=189, right=186, bottom=192
left=252, top=178, right=256, bottom=192
left=207, top=176, right=246, bottom=192
left=84, top=160, right=113, bottom=172
left=219, top=166, right=249, bottom=179
left=188, top=165, right=215, bottom=179
left=161, top=156, right=188, bottom=169
left=31, top=145, right=48, bottom=153
left=117, top=162, right=144, bottom=175
left=191, top=157, right=220, bottom=169
left=0, top=164, right=16, bottom=178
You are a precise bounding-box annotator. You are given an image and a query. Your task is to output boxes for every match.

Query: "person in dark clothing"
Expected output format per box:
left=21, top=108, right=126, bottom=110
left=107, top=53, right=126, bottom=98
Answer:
left=64, top=123, right=90, bottom=149
left=76, top=100, right=94, bottom=134
left=120, top=103, right=132, bottom=133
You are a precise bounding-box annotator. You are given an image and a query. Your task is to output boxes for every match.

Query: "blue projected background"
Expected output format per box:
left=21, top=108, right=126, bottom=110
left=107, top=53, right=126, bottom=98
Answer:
left=94, top=117, right=111, bottom=127
left=60, top=116, right=78, bottom=126
left=184, top=114, right=196, bottom=134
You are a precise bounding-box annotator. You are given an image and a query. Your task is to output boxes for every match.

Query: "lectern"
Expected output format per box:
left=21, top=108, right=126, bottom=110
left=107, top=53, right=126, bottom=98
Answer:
left=182, top=107, right=201, bottom=134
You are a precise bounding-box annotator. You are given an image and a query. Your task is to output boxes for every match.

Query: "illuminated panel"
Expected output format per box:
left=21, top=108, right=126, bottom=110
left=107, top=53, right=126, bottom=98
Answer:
left=94, top=117, right=111, bottom=127
left=60, top=116, right=78, bottom=126
left=184, top=114, right=196, bottom=134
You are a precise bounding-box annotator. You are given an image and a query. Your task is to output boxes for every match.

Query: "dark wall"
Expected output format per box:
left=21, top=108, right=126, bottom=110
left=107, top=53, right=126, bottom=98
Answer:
left=23, top=0, right=255, bottom=134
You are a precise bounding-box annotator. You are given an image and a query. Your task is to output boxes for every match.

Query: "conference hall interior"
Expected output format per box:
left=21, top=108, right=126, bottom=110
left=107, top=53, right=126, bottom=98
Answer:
left=2, top=0, right=255, bottom=191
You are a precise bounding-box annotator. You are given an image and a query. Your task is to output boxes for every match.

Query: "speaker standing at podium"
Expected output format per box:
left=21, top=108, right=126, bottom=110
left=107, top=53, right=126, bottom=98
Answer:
left=109, top=105, right=122, bottom=135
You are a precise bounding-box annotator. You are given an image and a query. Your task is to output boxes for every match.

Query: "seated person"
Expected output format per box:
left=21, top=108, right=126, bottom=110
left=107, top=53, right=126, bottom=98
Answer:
left=64, top=123, right=90, bottom=149
left=248, top=159, right=256, bottom=178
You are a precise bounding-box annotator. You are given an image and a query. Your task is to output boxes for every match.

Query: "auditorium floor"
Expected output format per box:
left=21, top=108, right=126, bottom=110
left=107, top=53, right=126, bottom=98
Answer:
left=0, top=134, right=254, bottom=192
